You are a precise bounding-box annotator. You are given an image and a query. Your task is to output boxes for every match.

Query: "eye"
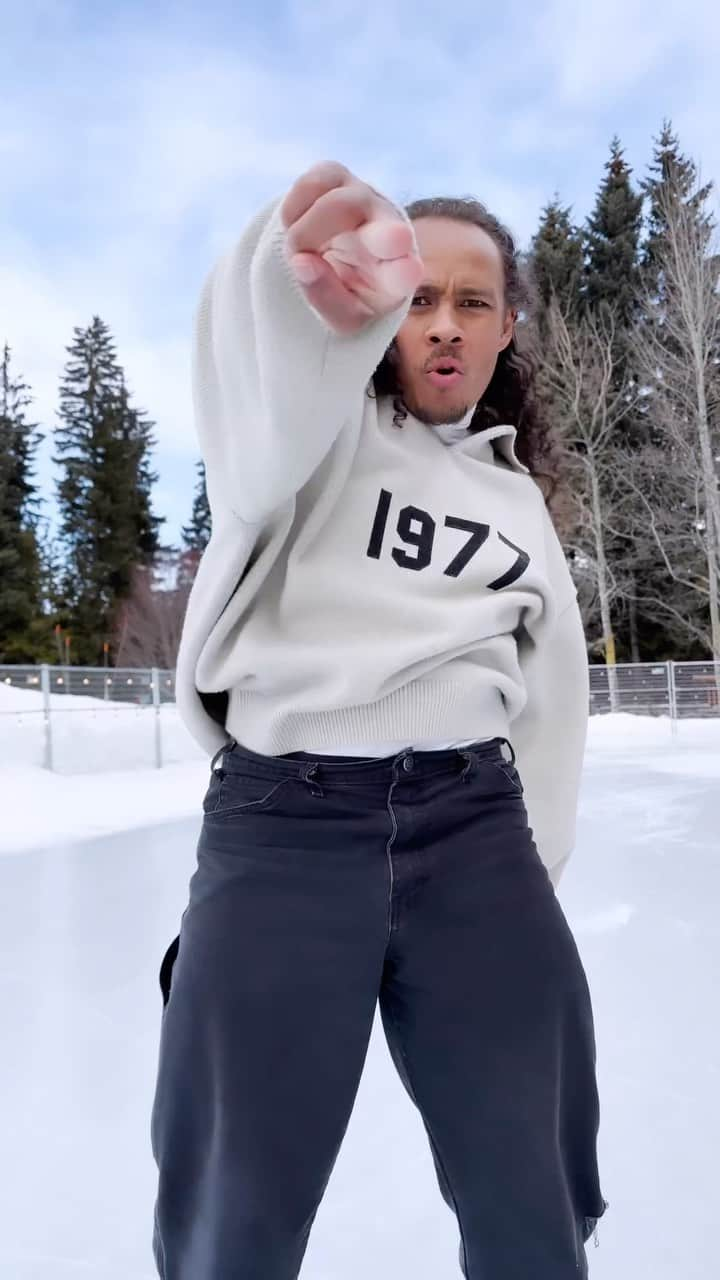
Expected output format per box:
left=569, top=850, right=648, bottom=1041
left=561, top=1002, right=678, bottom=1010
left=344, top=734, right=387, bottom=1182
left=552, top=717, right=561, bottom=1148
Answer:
left=411, top=296, right=490, bottom=309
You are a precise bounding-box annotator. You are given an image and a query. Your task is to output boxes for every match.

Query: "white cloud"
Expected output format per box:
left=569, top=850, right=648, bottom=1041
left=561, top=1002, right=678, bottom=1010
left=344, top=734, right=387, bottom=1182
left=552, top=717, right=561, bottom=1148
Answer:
left=2, top=0, right=720, bottom=545
left=531, top=0, right=720, bottom=108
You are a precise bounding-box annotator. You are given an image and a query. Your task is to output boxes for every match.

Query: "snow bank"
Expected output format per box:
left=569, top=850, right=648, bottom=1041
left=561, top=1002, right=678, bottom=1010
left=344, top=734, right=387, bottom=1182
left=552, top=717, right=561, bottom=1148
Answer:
left=1, top=682, right=718, bottom=854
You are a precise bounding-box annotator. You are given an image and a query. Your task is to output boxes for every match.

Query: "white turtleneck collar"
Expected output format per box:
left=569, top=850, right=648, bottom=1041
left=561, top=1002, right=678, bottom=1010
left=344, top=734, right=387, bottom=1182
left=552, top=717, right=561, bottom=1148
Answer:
left=397, top=399, right=528, bottom=473
left=428, top=402, right=478, bottom=446
left=401, top=401, right=478, bottom=446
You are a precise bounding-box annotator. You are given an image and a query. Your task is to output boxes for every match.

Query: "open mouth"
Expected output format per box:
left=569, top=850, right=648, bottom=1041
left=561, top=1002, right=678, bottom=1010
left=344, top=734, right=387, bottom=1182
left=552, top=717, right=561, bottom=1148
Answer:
left=427, top=368, right=464, bottom=388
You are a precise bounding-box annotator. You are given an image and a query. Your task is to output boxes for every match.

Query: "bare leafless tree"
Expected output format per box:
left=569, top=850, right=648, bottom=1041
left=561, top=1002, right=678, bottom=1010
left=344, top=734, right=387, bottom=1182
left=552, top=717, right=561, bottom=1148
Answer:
left=113, top=554, right=196, bottom=669
left=631, top=177, right=720, bottom=660
left=544, top=300, right=640, bottom=705
left=616, top=431, right=716, bottom=655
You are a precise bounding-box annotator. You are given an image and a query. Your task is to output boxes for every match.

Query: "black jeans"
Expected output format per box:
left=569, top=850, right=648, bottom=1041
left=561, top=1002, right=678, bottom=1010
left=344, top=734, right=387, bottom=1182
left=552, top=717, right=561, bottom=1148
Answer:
left=151, top=736, right=608, bottom=1279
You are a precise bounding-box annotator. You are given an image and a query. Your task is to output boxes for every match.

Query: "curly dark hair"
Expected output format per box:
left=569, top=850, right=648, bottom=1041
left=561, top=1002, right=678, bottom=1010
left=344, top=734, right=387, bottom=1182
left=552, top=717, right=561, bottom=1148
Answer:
left=368, top=196, right=564, bottom=511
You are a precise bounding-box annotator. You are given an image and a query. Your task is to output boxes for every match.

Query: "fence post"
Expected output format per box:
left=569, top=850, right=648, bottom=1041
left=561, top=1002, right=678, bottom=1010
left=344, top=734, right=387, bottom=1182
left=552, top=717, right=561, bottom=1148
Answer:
left=152, top=667, right=163, bottom=769
left=667, top=660, right=678, bottom=737
left=40, top=663, right=54, bottom=771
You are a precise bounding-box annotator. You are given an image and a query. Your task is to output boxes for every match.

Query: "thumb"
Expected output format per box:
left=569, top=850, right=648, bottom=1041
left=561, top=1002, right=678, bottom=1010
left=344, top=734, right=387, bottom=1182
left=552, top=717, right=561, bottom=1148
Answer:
left=288, top=251, right=327, bottom=285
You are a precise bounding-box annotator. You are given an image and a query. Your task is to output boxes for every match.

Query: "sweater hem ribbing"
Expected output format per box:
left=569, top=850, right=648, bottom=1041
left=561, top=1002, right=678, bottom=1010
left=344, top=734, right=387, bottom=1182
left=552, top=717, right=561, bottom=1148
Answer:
left=225, top=682, right=509, bottom=757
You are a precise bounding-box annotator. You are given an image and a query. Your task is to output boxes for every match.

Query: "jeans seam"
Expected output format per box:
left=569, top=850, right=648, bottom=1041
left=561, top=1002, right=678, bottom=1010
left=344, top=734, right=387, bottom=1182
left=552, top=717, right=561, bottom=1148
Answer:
left=385, top=777, right=399, bottom=941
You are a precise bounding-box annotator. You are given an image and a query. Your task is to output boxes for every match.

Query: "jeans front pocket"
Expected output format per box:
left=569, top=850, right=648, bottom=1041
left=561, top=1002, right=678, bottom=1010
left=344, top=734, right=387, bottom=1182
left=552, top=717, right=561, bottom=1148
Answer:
left=203, top=770, right=297, bottom=821
left=480, top=757, right=524, bottom=797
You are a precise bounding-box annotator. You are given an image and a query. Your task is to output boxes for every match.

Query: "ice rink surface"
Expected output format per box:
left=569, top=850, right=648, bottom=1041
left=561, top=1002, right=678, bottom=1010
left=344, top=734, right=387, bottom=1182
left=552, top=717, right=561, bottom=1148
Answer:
left=2, top=719, right=719, bottom=1278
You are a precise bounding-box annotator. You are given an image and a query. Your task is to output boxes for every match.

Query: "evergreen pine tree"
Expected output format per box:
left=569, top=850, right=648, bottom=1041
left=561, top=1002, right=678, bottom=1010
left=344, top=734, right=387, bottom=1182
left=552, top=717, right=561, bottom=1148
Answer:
left=584, top=136, right=644, bottom=328
left=182, top=460, right=211, bottom=552
left=641, top=119, right=714, bottom=282
left=529, top=196, right=585, bottom=341
left=105, top=377, right=165, bottom=569
left=528, top=198, right=586, bottom=507
left=53, top=317, right=164, bottom=664
left=579, top=139, right=644, bottom=661
left=0, top=344, right=45, bottom=662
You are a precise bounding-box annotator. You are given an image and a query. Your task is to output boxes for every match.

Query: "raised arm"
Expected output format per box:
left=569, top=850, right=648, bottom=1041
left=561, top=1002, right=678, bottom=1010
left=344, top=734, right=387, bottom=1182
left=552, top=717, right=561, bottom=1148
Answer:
left=192, top=161, right=424, bottom=524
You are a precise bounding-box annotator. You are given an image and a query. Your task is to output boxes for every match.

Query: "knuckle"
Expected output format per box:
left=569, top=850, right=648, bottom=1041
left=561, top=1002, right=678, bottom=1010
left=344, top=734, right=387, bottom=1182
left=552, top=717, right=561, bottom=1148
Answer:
left=345, top=181, right=376, bottom=215
left=282, top=161, right=352, bottom=229
left=325, top=184, right=371, bottom=224
left=287, top=188, right=368, bottom=253
left=304, top=159, right=351, bottom=185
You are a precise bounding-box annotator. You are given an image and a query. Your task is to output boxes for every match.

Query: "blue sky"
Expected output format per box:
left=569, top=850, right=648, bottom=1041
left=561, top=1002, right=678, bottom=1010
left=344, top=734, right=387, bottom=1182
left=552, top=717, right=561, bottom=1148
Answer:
left=2, top=0, right=719, bottom=548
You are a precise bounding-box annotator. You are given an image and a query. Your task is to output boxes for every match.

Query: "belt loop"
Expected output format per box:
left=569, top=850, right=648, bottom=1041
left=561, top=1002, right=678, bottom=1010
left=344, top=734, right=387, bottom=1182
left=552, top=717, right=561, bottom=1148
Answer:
left=501, top=737, right=516, bottom=767
left=300, top=762, right=325, bottom=798
left=210, top=739, right=230, bottom=775
left=459, top=750, right=476, bottom=783
left=393, top=749, right=410, bottom=780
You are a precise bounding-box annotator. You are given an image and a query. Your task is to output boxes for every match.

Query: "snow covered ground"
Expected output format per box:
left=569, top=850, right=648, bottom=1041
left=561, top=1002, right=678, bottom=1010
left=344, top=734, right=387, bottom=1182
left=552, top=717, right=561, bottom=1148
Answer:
left=1, top=678, right=719, bottom=853
left=0, top=682, right=206, bottom=854
left=1, top=692, right=719, bottom=1277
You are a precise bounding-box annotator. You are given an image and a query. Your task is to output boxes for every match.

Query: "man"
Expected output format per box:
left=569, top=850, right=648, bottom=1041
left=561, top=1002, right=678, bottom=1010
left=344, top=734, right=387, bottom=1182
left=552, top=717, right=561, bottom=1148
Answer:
left=151, top=161, right=608, bottom=1278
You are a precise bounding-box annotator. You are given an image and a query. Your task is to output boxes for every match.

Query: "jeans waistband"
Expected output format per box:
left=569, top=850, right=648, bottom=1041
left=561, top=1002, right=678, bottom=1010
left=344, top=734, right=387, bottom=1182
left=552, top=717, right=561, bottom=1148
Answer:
left=210, top=735, right=516, bottom=787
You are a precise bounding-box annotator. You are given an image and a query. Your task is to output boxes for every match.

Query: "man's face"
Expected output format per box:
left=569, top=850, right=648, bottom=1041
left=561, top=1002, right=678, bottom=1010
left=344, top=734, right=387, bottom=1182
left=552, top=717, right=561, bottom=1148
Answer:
left=388, top=216, right=515, bottom=426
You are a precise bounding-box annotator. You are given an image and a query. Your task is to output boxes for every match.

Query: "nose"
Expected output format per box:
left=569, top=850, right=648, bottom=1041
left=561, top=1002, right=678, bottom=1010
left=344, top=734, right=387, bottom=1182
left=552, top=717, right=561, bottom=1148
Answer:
left=426, top=306, right=464, bottom=346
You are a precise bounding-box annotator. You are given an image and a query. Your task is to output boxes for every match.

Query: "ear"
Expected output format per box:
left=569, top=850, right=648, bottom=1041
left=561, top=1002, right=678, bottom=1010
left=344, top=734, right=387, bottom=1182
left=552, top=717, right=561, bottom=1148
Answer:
left=498, top=308, right=516, bottom=352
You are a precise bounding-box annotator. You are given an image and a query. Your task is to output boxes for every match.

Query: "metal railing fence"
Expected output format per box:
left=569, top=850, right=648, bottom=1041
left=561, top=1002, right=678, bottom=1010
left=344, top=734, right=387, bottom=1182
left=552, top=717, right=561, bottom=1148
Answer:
left=1, top=661, right=719, bottom=772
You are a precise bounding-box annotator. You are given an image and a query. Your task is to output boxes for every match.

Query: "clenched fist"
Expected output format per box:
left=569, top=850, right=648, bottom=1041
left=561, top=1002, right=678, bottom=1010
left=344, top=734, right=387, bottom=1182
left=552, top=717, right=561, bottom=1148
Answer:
left=280, top=161, right=424, bottom=336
